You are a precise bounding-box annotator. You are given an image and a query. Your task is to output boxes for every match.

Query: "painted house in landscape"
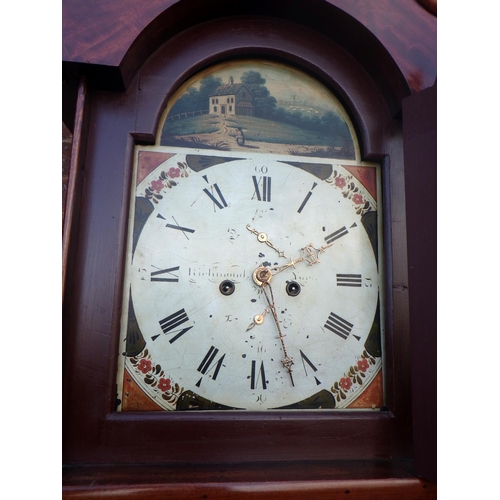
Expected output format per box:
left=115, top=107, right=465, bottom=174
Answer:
left=209, top=77, right=255, bottom=116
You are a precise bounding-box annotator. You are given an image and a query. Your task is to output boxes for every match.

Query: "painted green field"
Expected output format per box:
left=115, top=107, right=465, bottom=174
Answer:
left=225, top=116, right=336, bottom=146
left=161, top=115, right=220, bottom=139
left=162, top=114, right=347, bottom=147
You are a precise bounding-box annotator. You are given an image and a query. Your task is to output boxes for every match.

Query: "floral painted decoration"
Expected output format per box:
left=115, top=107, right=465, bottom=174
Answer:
left=331, top=350, right=377, bottom=403
left=326, top=169, right=372, bottom=216
left=144, top=161, right=190, bottom=203
left=128, top=349, right=184, bottom=407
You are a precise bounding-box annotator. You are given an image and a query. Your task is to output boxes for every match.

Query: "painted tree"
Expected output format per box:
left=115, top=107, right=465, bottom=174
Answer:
left=168, top=75, right=223, bottom=116
left=240, top=71, right=277, bottom=119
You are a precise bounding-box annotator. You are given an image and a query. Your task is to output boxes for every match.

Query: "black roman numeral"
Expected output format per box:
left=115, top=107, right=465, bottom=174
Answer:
left=150, top=266, right=180, bottom=282
left=196, top=346, right=226, bottom=381
left=158, top=215, right=195, bottom=239
left=203, top=176, right=228, bottom=210
left=324, top=312, right=353, bottom=340
left=250, top=360, right=267, bottom=390
left=155, top=308, right=193, bottom=343
left=165, top=223, right=195, bottom=233
left=300, top=350, right=321, bottom=385
left=252, top=175, right=272, bottom=202
left=297, top=182, right=317, bottom=213
left=336, top=274, right=362, bottom=287
left=324, top=226, right=348, bottom=244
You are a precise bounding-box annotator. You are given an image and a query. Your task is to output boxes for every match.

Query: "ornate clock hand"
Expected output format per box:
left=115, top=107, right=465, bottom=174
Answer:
left=262, top=282, right=295, bottom=387
left=246, top=224, right=288, bottom=259
left=252, top=265, right=294, bottom=386
left=269, top=241, right=335, bottom=277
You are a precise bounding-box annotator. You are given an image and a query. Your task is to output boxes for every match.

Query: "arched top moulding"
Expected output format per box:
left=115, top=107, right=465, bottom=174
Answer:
left=130, top=16, right=400, bottom=160
left=62, top=0, right=437, bottom=109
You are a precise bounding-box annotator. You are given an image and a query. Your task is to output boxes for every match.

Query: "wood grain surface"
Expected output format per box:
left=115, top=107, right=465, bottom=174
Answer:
left=62, top=0, right=436, bottom=93
left=63, top=478, right=436, bottom=499
left=63, top=461, right=435, bottom=499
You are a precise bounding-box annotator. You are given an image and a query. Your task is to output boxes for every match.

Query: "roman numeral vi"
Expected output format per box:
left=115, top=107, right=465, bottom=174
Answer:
left=250, top=360, right=267, bottom=390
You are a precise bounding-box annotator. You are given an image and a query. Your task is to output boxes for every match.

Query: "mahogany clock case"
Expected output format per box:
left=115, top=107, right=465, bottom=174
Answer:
left=62, top=9, right=434, bottom=485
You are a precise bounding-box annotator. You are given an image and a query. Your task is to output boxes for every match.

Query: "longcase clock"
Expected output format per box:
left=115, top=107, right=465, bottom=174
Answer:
left=63, top=4, right=436, bottom=497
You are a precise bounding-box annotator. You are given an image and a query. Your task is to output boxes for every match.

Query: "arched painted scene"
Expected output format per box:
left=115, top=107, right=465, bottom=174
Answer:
left=160, top=60, right=356, bottom=160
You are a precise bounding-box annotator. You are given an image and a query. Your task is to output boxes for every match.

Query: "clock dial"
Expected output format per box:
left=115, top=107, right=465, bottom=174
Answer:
left=117, top=150, right=383, bottom=410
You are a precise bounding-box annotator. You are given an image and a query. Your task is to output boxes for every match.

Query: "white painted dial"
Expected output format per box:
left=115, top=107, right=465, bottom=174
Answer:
left=118, top=151, right=382, bottom=410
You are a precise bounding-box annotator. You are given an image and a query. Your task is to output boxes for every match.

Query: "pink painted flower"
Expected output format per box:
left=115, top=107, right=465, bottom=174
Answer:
left=335, top=177, right=346, bottom=188
left=168, top=167, right=181, bottom=178
left=138, top=359, right=152, bottom=374
left=357, top=359, right=370, bottom=373
left=158, top=378, right=171, bottom=392
left=151, top=179, right=164, bottom=192
left=339, top=377, right=352, bottom=391
left=352, top=194, right=364, bottom=205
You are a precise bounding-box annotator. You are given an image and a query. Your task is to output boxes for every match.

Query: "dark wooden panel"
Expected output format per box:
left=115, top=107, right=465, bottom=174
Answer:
left=63, top=479, right=436, bottom=500
left=378, top=123, right=414, bottom=459
left=62, top=0, right=435, bottom=94
left=63, top=460, right=415, bottom=485
left=63, top=460, right=436, bottom=499
left=403, top=82, right=437, bottom=482
left=98, top=412, right=394, bottom=464
left=63, top=461, right=436, bottom=499
left=332, top=0, right=436, bottom=91
left=62, top=123, right=73, bottom=222
left=62, top=78, right=90, bottom=302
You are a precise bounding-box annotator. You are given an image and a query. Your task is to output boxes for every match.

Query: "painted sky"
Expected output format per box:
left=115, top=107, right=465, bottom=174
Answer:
left=182, top=60, right=346, bottom=115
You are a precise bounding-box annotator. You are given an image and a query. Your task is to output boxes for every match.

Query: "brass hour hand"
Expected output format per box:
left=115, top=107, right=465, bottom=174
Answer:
left=246, top=224, right=288, bottom=259
left=269, top=241, right=335, bottom=277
